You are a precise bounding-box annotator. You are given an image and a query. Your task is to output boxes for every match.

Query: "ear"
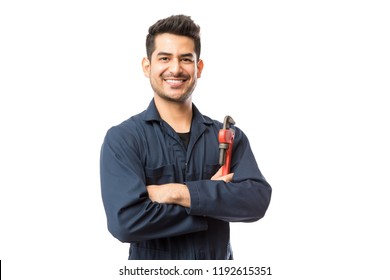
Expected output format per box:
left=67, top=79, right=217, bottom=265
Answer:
left=142, top=57, right=150, bottom=78
left=197, top=59, right=204, bottom=78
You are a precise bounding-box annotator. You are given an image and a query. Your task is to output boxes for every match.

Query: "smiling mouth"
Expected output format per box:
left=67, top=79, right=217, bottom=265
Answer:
left=164, top=79, right=187, bottom=86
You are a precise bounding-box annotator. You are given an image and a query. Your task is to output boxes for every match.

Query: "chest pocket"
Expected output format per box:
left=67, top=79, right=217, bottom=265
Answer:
left=145, top=164, right=176, bottom=185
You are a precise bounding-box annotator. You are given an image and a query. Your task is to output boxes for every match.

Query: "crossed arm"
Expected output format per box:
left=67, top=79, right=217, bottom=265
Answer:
left=146, top=167, right=234, bottom=208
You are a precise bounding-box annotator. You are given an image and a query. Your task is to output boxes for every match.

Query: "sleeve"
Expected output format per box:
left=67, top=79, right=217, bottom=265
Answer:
left=100, top=126, right=207, bottom=243
left=186, top=127, right=272, bottom=222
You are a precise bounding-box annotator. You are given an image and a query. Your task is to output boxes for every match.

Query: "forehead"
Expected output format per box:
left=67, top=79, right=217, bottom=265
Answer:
left=153, top=33, right=196, bottom=56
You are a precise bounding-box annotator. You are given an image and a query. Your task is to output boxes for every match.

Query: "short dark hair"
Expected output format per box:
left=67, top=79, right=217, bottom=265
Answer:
left=146, top=15, right=201, bottom=61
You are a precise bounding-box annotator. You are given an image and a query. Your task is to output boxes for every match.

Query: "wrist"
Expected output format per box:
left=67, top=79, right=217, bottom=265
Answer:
left=170, top=183, right=190, bottom=208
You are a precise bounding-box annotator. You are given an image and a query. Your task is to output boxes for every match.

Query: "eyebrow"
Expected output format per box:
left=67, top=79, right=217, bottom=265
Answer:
left=156, top=52, right=194, bottom=58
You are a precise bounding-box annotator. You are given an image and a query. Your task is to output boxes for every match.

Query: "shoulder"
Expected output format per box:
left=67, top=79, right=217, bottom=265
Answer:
left=104, top=110, right=149, bottom=148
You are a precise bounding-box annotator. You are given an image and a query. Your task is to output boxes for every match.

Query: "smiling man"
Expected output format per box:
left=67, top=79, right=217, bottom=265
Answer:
left=100, top=15, right=272, bottom=260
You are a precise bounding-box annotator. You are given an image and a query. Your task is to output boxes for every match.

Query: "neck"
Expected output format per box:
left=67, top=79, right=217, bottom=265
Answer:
left=154, top=96, right=193, bottom=133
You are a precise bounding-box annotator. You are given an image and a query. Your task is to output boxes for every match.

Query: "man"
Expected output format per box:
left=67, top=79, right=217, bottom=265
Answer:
left=100, top=14, right=272, bottom=260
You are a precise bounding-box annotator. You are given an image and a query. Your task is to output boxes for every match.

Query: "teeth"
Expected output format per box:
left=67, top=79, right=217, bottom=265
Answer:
left=166, top=79, right=184, bottom=83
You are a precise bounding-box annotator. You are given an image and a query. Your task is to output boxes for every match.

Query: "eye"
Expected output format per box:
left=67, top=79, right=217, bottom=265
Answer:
left=181, top=58, right=194, bottom=63
left=159, top=57, right=169, bottom=62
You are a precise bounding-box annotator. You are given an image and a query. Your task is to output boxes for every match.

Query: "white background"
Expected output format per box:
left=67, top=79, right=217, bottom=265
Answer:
left=1, top=0, right=389, bottom=279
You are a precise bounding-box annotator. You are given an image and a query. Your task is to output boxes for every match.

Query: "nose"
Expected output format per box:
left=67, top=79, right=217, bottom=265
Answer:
left=168, top=58, right=182, bottom=75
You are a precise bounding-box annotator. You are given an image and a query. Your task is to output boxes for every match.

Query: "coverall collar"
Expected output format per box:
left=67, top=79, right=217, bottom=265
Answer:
left=143, top=99, right=213, bottom=126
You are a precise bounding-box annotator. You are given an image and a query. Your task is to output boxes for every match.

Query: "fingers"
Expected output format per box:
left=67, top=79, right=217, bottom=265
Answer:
left=220, top=173, right=234, bottom=183
left=211, top=167, right=234, bottom=182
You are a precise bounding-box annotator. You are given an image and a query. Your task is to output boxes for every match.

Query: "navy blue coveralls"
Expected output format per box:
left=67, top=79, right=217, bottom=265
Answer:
left=100, top=99, right=272, bottom=259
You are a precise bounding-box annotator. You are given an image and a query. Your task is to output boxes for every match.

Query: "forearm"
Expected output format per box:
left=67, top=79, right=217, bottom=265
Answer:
left=186, top=178, right=272, bottom=222
left=147, top=183, right=191, bottom=208
left=102, top=178, right=208, bottom=243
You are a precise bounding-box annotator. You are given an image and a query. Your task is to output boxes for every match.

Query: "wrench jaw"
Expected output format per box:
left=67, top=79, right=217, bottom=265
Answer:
left=222, top=115, right=235, bottom=130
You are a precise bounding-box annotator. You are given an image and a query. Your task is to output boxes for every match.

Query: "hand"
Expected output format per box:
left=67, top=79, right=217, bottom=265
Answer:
left=211, top=167, right=234, bottom=182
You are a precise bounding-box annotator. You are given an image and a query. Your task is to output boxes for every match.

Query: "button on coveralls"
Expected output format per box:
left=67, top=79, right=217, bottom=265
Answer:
left=100, top=100, right=272, bottom=259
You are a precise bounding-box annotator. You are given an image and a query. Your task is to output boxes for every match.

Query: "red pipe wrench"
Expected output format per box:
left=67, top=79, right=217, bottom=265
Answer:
left=218, top=115, right=235, bottom=176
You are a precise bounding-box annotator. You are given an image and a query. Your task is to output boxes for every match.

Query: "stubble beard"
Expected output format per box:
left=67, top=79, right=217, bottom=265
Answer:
left=151, top=80, right=197, bottom=104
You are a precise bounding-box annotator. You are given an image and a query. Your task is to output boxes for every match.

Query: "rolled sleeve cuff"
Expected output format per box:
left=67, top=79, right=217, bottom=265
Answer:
left=185, top=181, right=203, bottom=216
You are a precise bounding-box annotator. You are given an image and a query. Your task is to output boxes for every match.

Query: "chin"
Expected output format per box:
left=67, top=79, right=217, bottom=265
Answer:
left=157, top=91, right=192, bottom=103
left=167, top=95, right=191, bottom=104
